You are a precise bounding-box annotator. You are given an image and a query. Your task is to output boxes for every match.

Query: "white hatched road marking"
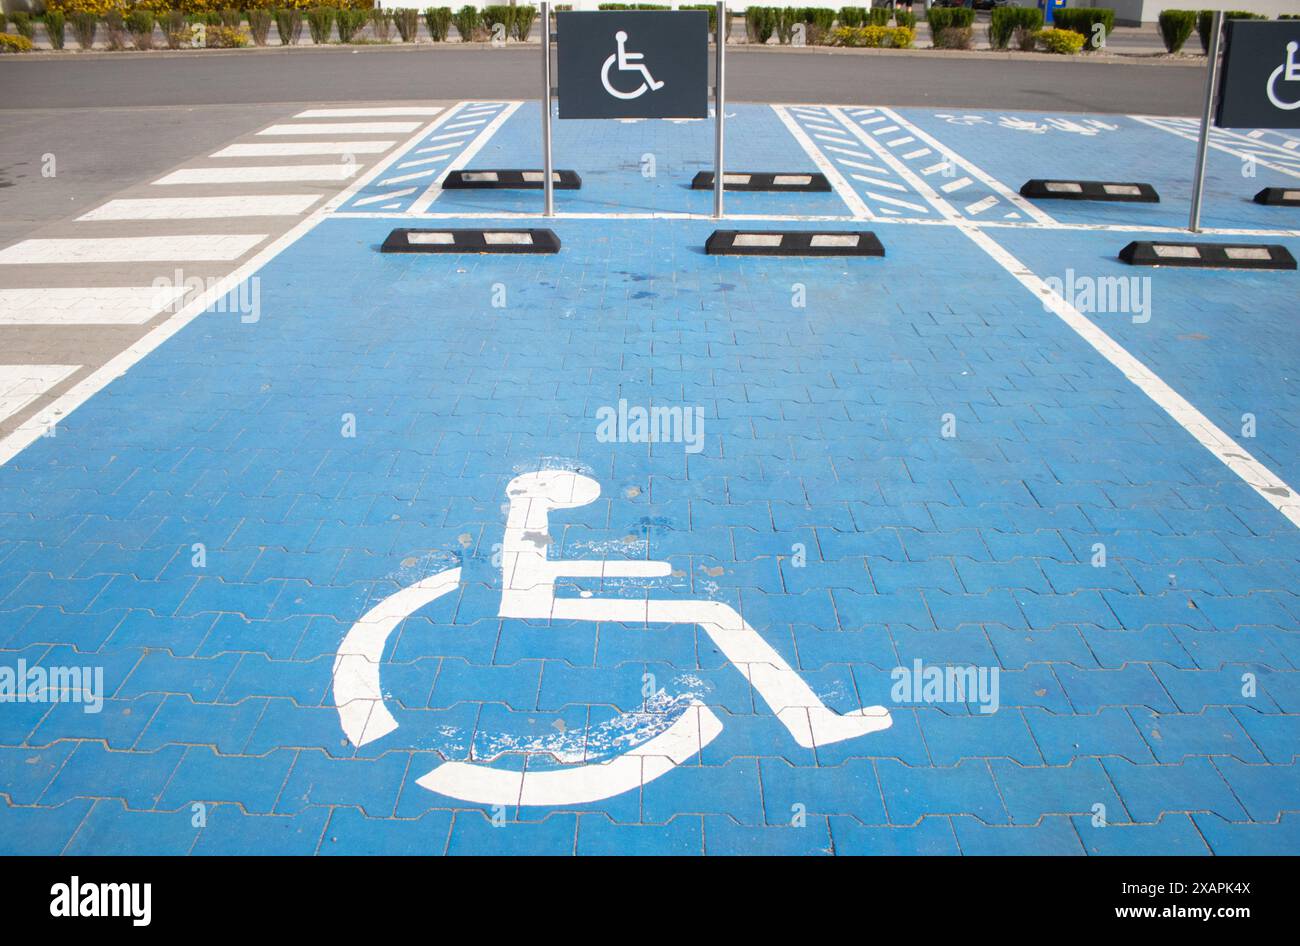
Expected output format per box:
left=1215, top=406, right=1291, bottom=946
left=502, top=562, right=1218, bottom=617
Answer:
left=0, top=365, right=81, bottom=423
left=0, top=287, right=189, bottom=325
left=257, top=121, right=422, bottom=136
left=771, top=105, right=874, bottom=220
left=211, top=141, right=396, bottom=158
left=0, top=107, right=457, bottom=467
left=1132, top=115, right=1300, bottom=180
left=78, top=194, right=321, bottom=221
left=0, top=235, right=266, bottom=264
left=153, top=165, right=358, bottom=185
left=352, top=187, right=419, bottom=207
left=407, top=102, right=521, bottom=215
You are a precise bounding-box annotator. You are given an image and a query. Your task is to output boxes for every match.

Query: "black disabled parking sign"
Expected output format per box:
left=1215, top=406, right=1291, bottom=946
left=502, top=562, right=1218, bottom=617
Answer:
left=557, top=11, right=709, bottom=120
left=1216, top=20, right=1300, bottom=129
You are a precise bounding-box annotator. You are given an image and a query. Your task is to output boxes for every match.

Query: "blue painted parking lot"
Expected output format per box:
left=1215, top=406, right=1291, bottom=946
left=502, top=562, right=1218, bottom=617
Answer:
left=1, top=100, right=1298, bottom=855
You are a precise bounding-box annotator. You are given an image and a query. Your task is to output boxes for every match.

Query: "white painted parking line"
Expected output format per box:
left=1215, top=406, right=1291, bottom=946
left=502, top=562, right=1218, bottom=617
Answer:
left=772, top=105, right=874, bottom=220
left=1132, top=115, right=1300, bottom=180
left=875, top=106, right=1055, bottom=225
left=294, top=106, right=443, bottom=118
left=257, top=121, right=422, bottom=136
left=211, top=141, right=396, bottom=158
left=964, top=195, right=999, bottom=216
left=78, top=194, right=321, bottom=221
left=0, top=235, right=266, bottom=264
left=0, top=364, right=80, bottom=423
left=153, top=165, right=358, bottom=185
left=817, top=106, right=1300, bottom=529
left=0, top=287, right=189, bottom=325
left=352, top=187, right=419, bottom=207
left=407, top=102, right=522, bottom=215
left=940, top=176, right=974, bottom=193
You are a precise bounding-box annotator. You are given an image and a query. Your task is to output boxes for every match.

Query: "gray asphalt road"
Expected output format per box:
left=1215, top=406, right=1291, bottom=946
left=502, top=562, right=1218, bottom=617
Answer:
left=1, top=45, right=1204, bottom=113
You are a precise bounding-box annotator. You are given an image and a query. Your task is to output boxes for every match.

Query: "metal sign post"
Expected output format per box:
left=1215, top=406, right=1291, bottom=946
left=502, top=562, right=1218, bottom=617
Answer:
left=1189, top=11, right=1223, bottom=233
left=714, top=1, right=725, bottom=219
left=542, top=1, right=554, bottom=217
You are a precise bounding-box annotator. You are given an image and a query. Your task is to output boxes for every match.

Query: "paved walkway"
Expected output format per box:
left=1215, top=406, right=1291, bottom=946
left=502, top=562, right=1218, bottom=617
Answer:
left=0, top=100, right=1297, bottom=855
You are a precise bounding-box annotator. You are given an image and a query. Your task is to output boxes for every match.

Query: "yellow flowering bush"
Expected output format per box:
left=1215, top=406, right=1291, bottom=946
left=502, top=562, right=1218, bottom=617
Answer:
left=830, top=24, right=914, bottom=48
left=0, top=34, right=36, bottom=52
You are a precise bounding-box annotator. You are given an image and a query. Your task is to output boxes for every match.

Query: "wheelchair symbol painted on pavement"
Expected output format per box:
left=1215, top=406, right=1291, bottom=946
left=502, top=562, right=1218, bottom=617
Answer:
left=332, top=470, right=893, bottom=806
left=601, top=30, right=665, bottom=101
left=1267, top=41, right=1300, bottom=111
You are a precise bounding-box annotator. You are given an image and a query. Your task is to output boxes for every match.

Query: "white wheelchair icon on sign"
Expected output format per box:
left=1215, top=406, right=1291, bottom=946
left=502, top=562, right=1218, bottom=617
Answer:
left=1267, top=41, right=1300, bottom=111
left=601, top=30, right=665, bottom=101
left=333, top=470, right=892, bottom=806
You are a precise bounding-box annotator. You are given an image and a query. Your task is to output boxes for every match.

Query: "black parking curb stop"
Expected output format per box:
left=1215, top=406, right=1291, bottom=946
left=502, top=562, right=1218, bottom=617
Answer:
left=691, top=171, right=832, bottom=192
left=1118, top=240, right=1296, bottom=270
left=443, top=169, right=582, bottom=190
left=1021, top=180, right=1160, bottom=203
left=1254, top=187, right=1300, bottom=206
left=705, top=230, right=885, bottom=257
left=381, top=228, right=561, bottom=254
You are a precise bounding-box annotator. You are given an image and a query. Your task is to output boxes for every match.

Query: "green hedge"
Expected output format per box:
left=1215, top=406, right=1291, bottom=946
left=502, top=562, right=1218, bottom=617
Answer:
left=927, top=6, right=974, bottom=31
left=1197, top=9, right=1267, bottom=53
left=1052, top=7, right=1112, bottom=50
left=989, top=5, right=1042, bottom=49
left=1157, top=9, right=1196, bottom=53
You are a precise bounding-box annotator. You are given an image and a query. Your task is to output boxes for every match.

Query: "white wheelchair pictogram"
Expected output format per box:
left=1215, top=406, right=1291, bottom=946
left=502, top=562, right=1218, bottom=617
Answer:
left=333, top=470, right=892, bottom=806
left=1267, top=40, right=1300, bottom=111
left=601, top=30, right=665, bottom=101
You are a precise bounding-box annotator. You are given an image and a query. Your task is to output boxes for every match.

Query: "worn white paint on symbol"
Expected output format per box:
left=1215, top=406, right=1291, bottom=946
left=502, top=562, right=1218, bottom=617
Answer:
left=333, top=471, right=891, bottom=806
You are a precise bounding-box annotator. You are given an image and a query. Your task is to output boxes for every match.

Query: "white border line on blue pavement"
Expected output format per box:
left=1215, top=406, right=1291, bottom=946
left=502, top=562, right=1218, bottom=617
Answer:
left=407, top=102, right=522, bottom=215
left=0, top=105, right=464, bottom=469
left=1132, top=115, right=1300, bottom=181
left=791, top=104, right=1300, bottom=529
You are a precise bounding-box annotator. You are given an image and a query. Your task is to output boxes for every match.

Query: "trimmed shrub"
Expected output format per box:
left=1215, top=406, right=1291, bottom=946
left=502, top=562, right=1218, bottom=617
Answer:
left=71, top=11, right=97, bottom=48
left=830, top=23, right=913, bottom=47
left=162, top=9, right=192, bottom=46
left=451, top=4, right=478, bottom=41
left=838, top=6, right=867, bottom=27
left=249, top=7, right=272, bottom=42
left=0, top=33, right=34, bottom=51
left=0, top=32, right=33, bottom=51
left=927, top=6, right=974, bottom=32
left=989, top=5, right=1041, bottom=50
left=774, top=6, right=799, bottom=43
left=1052, top=7, right=1113, bottom=50
left=1157, top=9, right=1195, bottom=53
left=205, top=23, right=248, bottom=45
left=935, top=24, right=972, bottom=49
left=423, top=6, right=451, bottom=40
left=895, top=10, right=915, bottom=29
left=867, top=6, right=889, bottom=26
left=337, top=6, right=366, bottom=40
left=369, top=7, right=392, bottom=39
left=275, top=8, right=303, bottom=42
left=512, top=4, right=536, bottom=41
left=219, top=7, right=241, bottom=27
left=1035, top=26, right=1084, bottom=53
left=46, top=10, right=68, bottom=48
left=11, top=11, right=36, bottom=39
left=104, top=10, right=127, bottom=48
left=803, top=7, right=835, bottom=30
left=126, top=9, right=156, bottom=47
left=306, top=5, right=333, bottom=41
left=1197, top=9, right=1266, bottom=53
left=746, top=6, right=776, bottom=41
left=393, top=7, right=418, bottom=40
